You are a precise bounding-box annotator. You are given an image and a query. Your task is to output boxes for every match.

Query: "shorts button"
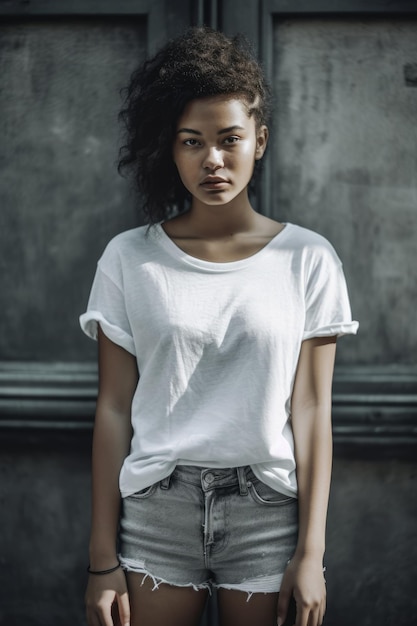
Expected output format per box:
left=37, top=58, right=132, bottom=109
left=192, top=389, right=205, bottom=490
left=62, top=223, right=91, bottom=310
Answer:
left=205, top=472, right=214, bottom=484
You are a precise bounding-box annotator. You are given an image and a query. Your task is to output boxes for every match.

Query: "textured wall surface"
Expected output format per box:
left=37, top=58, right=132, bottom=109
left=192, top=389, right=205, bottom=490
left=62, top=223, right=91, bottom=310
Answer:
left=0, top=20, right=145, bottom=362
left=271, top=18, right=417, bottom=366
left=326, top=458, right=417, bottom=626
left=1, top=8, right=416, bottom=626
left=0, top=437, right=91, bottom=625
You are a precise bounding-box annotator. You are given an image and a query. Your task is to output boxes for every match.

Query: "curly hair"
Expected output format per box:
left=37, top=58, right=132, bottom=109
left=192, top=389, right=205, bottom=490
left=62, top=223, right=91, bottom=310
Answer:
left=118, top=27, right=272, bottom=223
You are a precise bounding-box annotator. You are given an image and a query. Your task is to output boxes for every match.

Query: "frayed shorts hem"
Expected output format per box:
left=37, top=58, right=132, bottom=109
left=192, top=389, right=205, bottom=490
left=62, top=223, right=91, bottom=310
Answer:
left=119, top=556, right=283, bottom=600
left=215, top=573, right=283, bottom=595
left=120, top=556, right=212, bottom=593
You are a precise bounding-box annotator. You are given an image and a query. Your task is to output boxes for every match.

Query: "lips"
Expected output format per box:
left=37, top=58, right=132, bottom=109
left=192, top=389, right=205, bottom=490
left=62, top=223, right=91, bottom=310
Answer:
left=200, top=176, right=230, bottom=189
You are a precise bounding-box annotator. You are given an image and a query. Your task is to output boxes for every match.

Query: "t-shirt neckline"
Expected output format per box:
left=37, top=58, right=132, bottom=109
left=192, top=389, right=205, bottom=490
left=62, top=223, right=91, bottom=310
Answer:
left=152, top=222, right=292, bottom=271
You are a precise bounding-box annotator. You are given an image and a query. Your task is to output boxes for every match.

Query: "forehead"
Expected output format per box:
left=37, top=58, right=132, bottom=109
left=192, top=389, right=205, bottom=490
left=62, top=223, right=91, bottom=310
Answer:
left=177, top=95, right=253, bottom=128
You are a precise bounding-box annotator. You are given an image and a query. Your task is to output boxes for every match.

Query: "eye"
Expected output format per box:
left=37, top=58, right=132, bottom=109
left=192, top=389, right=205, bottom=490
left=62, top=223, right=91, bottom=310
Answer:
left=224, top=136, right=241, bottom=145
left=183, top=138, right=201, bottom=146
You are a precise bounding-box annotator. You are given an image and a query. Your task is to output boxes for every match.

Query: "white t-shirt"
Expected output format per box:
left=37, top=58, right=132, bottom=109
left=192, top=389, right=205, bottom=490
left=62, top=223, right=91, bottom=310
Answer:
left=80, top=222, right=358, bottom=498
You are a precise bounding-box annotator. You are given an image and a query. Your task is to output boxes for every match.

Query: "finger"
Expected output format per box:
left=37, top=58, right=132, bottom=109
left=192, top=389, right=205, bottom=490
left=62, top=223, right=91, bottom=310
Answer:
left=117, top=592, right=131, bottom=626
left=307, top=608, right=320, bottom=626
left=318, top=599, right=326, bottom=626
left=98, top=602, right=118, bottom=626
left=294, top=603, right=309, bottom=626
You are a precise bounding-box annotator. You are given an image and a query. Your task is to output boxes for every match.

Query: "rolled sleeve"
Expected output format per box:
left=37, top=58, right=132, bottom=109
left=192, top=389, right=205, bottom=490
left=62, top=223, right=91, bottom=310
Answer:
left=79, top=264, right=136, bottom=355
left=303, top=245, right=359, bottom=341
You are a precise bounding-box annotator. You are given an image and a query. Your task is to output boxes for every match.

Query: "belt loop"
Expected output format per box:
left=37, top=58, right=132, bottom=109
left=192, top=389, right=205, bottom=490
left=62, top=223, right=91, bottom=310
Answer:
left=160, top=473, right=172, bottom=490
left=236, top=466, right=248, bottom=496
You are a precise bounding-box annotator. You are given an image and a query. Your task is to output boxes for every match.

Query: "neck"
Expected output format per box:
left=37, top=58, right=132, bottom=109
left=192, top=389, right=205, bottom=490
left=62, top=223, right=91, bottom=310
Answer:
left=187, top=193, right=258, bottom=238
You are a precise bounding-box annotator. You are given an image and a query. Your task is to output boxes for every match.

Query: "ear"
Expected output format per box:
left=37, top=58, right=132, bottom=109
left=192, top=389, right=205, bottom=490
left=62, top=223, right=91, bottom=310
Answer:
left=255, top=125, right=269, bottom=160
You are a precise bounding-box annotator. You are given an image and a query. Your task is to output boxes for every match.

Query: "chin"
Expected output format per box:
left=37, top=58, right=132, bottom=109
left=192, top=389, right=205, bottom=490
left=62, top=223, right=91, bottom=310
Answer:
left=198, top=192, right=237, bottom=206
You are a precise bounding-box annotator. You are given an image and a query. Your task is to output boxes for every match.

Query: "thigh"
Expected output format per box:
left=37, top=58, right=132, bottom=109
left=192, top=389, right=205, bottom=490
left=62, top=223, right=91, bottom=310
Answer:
left=218, top=588, right=278, bottom=626
left=218, top=590, right=297, bottom=626
left=127, top=572, right=209, bottom=626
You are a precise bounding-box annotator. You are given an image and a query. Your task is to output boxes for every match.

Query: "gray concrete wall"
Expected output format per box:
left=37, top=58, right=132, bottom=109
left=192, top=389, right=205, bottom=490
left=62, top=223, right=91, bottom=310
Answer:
left=1, top=5, right=416, bottom=626
left=270, top=18, right=417, bottom=367
left=0, top=19, right=145, bottom=363
left=0, top=437, right=91, bottom=625
left=326, top=457, right=417, bottom=626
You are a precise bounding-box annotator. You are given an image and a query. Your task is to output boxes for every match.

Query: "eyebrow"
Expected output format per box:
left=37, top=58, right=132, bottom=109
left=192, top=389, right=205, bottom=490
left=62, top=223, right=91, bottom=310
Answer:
left=177, top=125, right=245, bottom=135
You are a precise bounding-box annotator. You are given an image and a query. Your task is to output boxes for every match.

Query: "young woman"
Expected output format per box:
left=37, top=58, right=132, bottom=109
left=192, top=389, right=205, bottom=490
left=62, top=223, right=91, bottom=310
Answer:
left=80, top=27, right=358, bottom=626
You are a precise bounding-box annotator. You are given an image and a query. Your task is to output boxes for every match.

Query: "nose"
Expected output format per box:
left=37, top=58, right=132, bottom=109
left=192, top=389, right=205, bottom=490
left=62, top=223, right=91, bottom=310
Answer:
left=203, top=146, right=224, bottom=171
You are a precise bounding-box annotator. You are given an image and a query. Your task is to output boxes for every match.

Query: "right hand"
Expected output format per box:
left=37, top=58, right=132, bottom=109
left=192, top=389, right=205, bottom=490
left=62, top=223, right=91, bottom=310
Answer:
left=85, top=567, right=130, bottom=626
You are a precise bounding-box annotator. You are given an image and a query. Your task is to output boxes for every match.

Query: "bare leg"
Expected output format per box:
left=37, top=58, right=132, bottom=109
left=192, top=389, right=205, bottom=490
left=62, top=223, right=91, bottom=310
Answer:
left=126, top=572, right=209, bottom=626
left=218, top=588, right=278, bottom=626
left=218, top=589, right=297, bottom=626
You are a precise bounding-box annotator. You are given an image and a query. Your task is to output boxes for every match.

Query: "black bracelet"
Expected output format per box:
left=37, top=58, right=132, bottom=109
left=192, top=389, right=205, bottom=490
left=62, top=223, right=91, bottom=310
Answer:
left=87, top=562, right=121, bottom=575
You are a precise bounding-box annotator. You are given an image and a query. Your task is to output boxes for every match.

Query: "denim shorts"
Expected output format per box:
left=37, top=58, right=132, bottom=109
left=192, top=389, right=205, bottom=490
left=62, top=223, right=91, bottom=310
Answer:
left=119, top=465, right=298, bottom=595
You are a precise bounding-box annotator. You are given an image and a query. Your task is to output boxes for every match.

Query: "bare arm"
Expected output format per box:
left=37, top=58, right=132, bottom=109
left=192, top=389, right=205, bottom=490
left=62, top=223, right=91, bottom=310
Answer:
left=277, top=335, right=337, bottom=626
left=85, top=326, right=138, bottom=626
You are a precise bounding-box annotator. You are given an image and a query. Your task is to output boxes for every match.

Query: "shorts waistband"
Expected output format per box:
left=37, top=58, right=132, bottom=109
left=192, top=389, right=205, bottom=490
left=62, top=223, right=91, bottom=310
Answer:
left=160, top=465, right=253, bottom=495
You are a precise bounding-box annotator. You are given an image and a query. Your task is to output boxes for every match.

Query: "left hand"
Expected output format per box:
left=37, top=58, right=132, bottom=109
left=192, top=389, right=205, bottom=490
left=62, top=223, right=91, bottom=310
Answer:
left=277, top=554, right=326, bottom=626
